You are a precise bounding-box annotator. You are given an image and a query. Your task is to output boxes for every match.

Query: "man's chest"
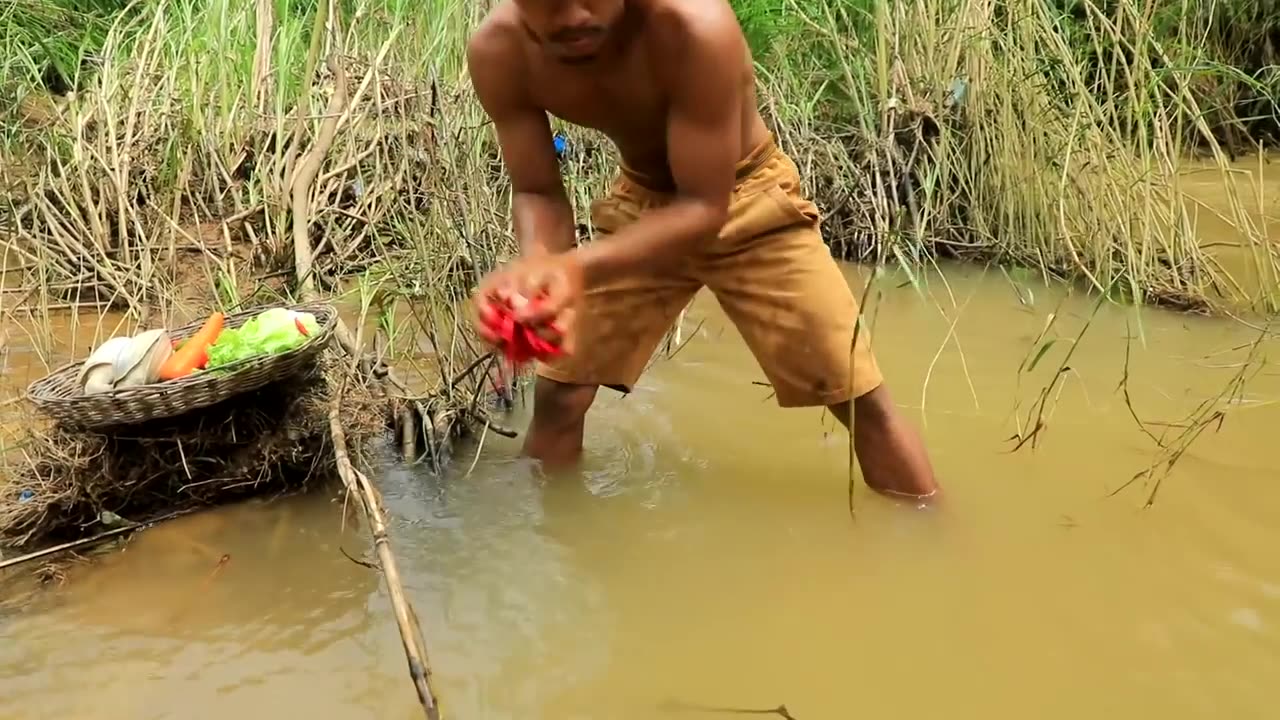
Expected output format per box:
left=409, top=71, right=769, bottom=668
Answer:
left=526, top=54, right=669, bottom=140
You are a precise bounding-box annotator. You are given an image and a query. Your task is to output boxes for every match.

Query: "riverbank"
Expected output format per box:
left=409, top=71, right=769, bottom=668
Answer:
left=3, top=1, right=510, bottom=560
left=0, top=0, right=1275, bottom=556
left=746, top=0, right=1280, bottom=312
left=3, top=0, right=1278, bottom=323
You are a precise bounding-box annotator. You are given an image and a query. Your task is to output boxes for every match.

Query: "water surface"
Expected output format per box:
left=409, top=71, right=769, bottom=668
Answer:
left=2, top=258, right=1279, bottom=719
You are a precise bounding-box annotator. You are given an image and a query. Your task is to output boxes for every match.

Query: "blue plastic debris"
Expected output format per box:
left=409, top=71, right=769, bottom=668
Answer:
left=17, top=489, right=34, bottom=504
left=552, top=132, right=568, bottom=159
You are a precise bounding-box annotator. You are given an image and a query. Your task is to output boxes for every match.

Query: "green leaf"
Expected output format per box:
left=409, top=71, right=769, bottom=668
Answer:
left=1026, top=337, right=1059, bottom=373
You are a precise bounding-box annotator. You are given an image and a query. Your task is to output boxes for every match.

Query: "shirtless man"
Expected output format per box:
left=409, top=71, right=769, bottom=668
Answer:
left=467, top=0, right=939, bottom=499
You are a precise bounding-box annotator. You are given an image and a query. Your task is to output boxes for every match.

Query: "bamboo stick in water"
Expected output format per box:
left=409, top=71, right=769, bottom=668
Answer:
left=329, top=378, right=443, bottom=719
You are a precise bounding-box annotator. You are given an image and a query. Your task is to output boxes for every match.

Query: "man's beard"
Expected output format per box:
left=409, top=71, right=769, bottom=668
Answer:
left=554, top=52, right=598, bottom=65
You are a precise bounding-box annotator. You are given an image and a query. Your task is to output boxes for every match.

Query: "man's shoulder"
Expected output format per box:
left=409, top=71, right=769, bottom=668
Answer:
left=467, top=2, right=530, bottom=109
left=468, top=1, right=525, bottom=68
left=643, top=0, right=745, bottom=58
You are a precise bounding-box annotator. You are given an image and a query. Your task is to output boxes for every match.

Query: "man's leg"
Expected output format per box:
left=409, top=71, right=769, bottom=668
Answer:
left=523, top=376, right=598, bottom=468
left=525, top=178, right=699, bottom=468
left=828, top=387, right=939, bottom=499
left=697, top=146, right=941, bottom=500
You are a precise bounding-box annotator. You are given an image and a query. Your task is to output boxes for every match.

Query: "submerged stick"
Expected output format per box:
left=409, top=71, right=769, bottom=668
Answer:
left=328, top=378, right=443, bottom=719
left=281, top=7, right=439, bottom=713
left=0, top=508, right=192, bottom=572
left=660, top=699, right=799, bottom=719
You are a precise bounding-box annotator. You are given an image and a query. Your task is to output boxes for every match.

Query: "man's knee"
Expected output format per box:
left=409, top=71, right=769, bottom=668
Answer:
left=532, top=376, right=598, bottom=428
left=826, top=383, right=888, bottom=429
left=851, top=383, right=892, bottom=420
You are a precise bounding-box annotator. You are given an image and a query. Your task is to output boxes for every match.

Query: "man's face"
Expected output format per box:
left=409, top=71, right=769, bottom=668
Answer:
left=513, top=0, right=626, bottom=64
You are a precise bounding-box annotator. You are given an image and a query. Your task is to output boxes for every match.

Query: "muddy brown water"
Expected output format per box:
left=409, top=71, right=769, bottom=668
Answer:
left=1, top=260, right=1279, bottom=719
left=1, top=160, right=1279, bottom=719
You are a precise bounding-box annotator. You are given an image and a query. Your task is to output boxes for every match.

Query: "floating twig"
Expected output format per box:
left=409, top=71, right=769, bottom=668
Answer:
left=659, top=699, right=800, bottom=719
left=339, top=544, right=379, bottom=570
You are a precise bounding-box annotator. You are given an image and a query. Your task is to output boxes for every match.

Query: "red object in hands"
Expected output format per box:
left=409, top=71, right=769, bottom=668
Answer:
left=478, top=295, right=565, bottom=365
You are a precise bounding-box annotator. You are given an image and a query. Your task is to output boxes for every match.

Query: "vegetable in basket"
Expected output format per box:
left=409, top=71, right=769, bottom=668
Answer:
left=205, top=308, right=320, bottom=369
left=158, top=311, right=224, bottom=380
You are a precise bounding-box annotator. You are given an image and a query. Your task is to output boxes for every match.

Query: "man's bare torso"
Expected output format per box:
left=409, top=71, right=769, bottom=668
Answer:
left=473, top=0, right=771, bottom=187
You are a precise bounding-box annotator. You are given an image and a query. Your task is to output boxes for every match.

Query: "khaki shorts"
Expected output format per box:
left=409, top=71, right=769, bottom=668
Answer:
left=536, top=135, right=883, bottom=407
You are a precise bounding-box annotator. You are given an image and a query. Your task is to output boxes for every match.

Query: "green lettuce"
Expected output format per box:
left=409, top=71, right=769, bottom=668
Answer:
left=206, top=308, right=320, bottom=368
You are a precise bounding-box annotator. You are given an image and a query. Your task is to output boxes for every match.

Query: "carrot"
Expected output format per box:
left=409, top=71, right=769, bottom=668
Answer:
left=158, top=311, right=225, bottom=380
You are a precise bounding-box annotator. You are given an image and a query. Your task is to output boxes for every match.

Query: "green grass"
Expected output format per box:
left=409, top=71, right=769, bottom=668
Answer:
left=0, top=0, right=127, bottom=90
left=733, top=0, right=1280, bottom=312
left=0, top=0, right=516, bottom=398
left=2, top=0, right=1278, bottom=324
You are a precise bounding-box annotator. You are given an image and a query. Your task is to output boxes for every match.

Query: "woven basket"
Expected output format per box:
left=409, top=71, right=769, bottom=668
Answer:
left=26, top=302, right=338, bottom=431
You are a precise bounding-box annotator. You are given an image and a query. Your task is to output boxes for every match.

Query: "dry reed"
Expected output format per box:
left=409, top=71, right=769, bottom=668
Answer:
left=750, top=0, right=1279, bottom=313
left=5, top=0, right=1274, bottom=347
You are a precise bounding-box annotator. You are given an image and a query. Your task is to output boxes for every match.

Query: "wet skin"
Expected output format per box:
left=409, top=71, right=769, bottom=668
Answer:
left=467, top=0, right=939, bottom=499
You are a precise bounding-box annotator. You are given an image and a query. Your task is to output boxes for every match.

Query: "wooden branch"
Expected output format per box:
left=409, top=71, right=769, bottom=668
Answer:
left=280, top=0, right=331, bottom=194
left=286, top=9, right=441, bottom=714
left=291, top=56, right=348, bottom=297
left=399, top=406, right=417, bottom=460
left=329, top=378, right=443, bottom=719
left=471, top=409, right=517, bottom=438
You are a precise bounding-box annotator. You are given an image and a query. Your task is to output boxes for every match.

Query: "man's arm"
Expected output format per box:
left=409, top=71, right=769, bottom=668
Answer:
left=467, top=27, right=576, bottom=257
left=575, top=8, right=745, bottom=286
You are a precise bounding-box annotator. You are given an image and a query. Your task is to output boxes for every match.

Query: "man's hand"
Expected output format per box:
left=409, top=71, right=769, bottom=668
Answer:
left=473, top=250, right=584, bottom=357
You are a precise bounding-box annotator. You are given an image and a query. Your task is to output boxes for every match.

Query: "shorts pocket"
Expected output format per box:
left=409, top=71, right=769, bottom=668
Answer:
left=588, top=182, right=646, bottom=236
left=588, top=197, right=629, bottom=236
left=765, top=184, right=820, bottom=228
left=763, top=154, right=822, bottom=227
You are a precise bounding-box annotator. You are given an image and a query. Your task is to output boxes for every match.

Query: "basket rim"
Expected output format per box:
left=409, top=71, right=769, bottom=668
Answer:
left=25, top=301, right=339, bottom=403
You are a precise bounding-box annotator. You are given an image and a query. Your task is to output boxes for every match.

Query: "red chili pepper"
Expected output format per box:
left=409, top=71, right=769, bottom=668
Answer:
left=479, top=295, right=565, bottom=365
